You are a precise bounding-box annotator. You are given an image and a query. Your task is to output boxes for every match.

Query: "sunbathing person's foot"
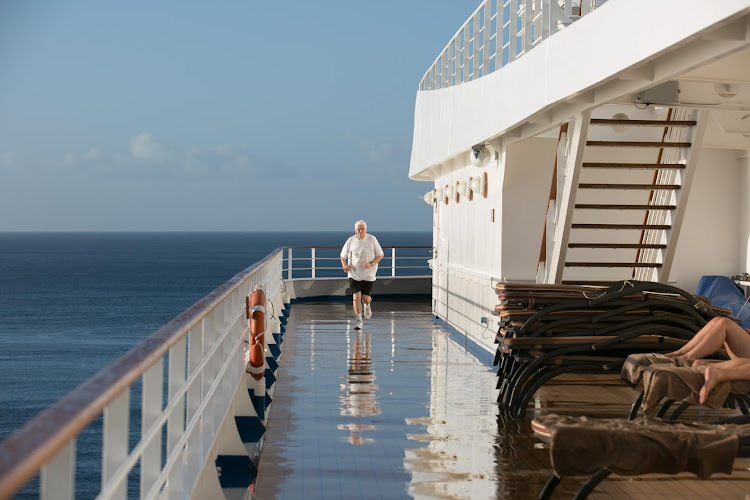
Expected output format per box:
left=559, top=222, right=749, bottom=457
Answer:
left=700, top=365, right=719, bottom=405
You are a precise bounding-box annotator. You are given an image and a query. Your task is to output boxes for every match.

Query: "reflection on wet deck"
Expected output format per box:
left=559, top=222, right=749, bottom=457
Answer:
left=254, top=299, right=750, bottom=499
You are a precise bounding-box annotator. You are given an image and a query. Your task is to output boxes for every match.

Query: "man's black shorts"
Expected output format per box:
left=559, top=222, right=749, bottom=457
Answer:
left=349, top=278, right=374, bottom=296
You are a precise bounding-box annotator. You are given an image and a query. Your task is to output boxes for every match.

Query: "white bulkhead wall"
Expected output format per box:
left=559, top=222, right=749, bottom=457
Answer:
left=500, top=138, right=558, bottom=281
left=670, top=149, right=746, bottom=293
left=431, top=153, right=503, bottom=354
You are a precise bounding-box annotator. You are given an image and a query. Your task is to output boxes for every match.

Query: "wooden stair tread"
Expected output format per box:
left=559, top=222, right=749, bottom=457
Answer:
left=564, top=262, right=662, bottom=268
left=589, top=119, right=696, bottom=127
left=575, top=204, right=675, bottom=210
left=571, top=223, right=671, bottom=230
left=579, top=183, right=680, bottom=190
left=582, top=162, right=685, bottom=169
left=568, top=243, right=667, bottom=249
left=586, top=141, right=691, bottom=148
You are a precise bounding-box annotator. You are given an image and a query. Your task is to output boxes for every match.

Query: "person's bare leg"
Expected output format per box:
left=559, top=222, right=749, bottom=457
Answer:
left=666, top=317, right=723, bottom=357
left=687, top=317, right=750, bottom=360
left=362, top=295, right=371, bottom=306
left=667, top=317, right=750, bottom=360
left=700, top=358, right=750, bottom=404
left=352, top=291, right=362, bottom=315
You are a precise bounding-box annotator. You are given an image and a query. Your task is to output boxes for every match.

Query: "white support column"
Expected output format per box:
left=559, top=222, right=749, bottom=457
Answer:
left=547, top=111, right=590, bottom=283
left=658, top=111, right=708, bottom=283
left=141, top=359, right=164, bottom=497
left=41, top=441, right=75, bottom=500
left=102, top=390, right=129, bottom=500
left=391, top=248, right=396, bottom=277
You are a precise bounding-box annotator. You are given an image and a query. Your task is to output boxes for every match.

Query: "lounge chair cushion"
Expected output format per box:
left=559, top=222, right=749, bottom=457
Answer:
left=534, top=414, right=740, bottom=478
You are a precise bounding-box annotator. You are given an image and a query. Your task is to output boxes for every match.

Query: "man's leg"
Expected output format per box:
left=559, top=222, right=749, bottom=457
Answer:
left=352, top=291, right=363, bottom=329
left=363, top=295, right=372, bottom=319
left=362, top=281, right=374, bottom=320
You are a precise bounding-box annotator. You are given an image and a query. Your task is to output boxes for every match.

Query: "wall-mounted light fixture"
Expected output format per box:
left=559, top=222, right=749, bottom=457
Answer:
left=469, top=172, right=488, bottom=198
left=421, top=190, right=435, bottom=205
left=444, top=184, right=455, bottom=204
left=434, top=188, right=444, bottom=204
left=456, top=180, right=470, bottom=198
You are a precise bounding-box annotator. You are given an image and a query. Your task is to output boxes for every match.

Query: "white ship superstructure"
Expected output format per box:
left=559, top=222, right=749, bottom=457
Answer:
left=412, top=0, right=750, bottom=354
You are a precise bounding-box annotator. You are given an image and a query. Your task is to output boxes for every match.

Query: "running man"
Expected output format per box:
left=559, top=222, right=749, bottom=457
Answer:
left=340, top=220, right=384, bottom=329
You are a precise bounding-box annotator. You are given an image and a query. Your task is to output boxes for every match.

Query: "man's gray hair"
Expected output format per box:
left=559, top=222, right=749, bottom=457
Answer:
left=354, top=220, right=367, bottom=229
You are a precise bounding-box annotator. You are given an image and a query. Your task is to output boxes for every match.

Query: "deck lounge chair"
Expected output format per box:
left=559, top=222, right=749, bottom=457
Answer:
left=493, top=281, right=730, bottom=417
left=532, top=413, right=750, bottom=499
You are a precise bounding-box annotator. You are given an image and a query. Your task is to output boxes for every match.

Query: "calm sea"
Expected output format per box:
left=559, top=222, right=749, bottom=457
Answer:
left=0, top=231, right=431, bottom=497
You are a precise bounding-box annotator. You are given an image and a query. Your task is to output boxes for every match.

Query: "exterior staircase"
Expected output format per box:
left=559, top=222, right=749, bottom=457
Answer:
left=538, top=108, right=708, bottom=285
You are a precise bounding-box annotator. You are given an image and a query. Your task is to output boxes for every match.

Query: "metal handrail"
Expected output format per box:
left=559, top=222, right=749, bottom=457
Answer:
left=419, top=0, right=606, bottom=91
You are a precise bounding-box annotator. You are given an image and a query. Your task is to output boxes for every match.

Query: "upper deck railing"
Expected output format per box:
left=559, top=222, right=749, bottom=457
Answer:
left=0, top=246, right=431, bottom=500
left=419, top=0, right=607, bottom=91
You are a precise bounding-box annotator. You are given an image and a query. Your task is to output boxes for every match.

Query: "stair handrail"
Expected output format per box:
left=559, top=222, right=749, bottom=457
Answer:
left=633, top=108, right=675, bottom=279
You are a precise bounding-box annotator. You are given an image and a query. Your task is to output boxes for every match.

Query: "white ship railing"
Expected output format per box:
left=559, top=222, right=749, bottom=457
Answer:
left=419, top=0, right=607, bottom=91
left=0, top=245, right=431, bottom=500
left=283, top=246, right=432, bottom=280
left=0, top=249, right=285, bottom=500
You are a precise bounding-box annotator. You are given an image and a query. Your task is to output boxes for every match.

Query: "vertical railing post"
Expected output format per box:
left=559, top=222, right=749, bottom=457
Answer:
left=141, top=359, right=164, bottom=497
left=509, top=0, right=518, bottom=63
left=311, top=248, right=316, bottom=279
left=473, top=11, right=480, bottom=79
left=102, top=390, right=129, bottom=500
left=524, top=0, right=533, bottom=53
left=483, top=1, right=491, bottom=75
left=41, top=441, right=75, bottom=500
left=167, top=337, right=187, bottom=455
left=391, top=248, right=397, bottom=277
left=287, top=248, right=293, bottom=280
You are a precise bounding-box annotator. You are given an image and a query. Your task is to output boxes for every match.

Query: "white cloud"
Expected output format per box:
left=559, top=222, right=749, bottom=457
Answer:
left=360, top=140, right=395, bottom=165
left=56, top=134, right=254, bottom=179
left=130, top=132, right=169, bottom=164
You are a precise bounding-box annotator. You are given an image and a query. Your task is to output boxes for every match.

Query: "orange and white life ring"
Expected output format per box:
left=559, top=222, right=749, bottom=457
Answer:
left=247, top=288, right=266, bottom=381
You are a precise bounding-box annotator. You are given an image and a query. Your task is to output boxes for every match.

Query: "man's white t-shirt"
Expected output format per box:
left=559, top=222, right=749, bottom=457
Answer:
left=341, top=234, right=384, bottom=282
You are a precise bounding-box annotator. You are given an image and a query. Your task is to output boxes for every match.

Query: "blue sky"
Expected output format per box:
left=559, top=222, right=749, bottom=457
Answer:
left=0, top=1, right=477, bottom=231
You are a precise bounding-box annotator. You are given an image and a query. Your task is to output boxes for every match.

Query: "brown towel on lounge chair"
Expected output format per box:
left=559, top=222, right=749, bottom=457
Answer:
left=535, top=414, right=740, bottom=478
left=621, top=352, right=695, bottom=386
left=621, top=353, right=750, bottom=415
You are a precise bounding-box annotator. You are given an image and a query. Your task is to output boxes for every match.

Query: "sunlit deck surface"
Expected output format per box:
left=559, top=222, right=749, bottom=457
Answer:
left=254, top=299, right=750, bottom=499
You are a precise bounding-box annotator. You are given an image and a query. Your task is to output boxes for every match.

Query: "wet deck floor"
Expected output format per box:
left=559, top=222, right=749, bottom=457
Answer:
left=254, top=299, right=750, bottom=499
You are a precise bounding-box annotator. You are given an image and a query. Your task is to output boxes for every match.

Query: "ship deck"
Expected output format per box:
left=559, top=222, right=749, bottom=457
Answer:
left=254, top=298, right=750, bottom=499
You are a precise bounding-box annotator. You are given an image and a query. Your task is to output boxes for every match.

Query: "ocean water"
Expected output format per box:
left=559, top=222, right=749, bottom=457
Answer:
left=0, top=231, right=431, bottom=497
